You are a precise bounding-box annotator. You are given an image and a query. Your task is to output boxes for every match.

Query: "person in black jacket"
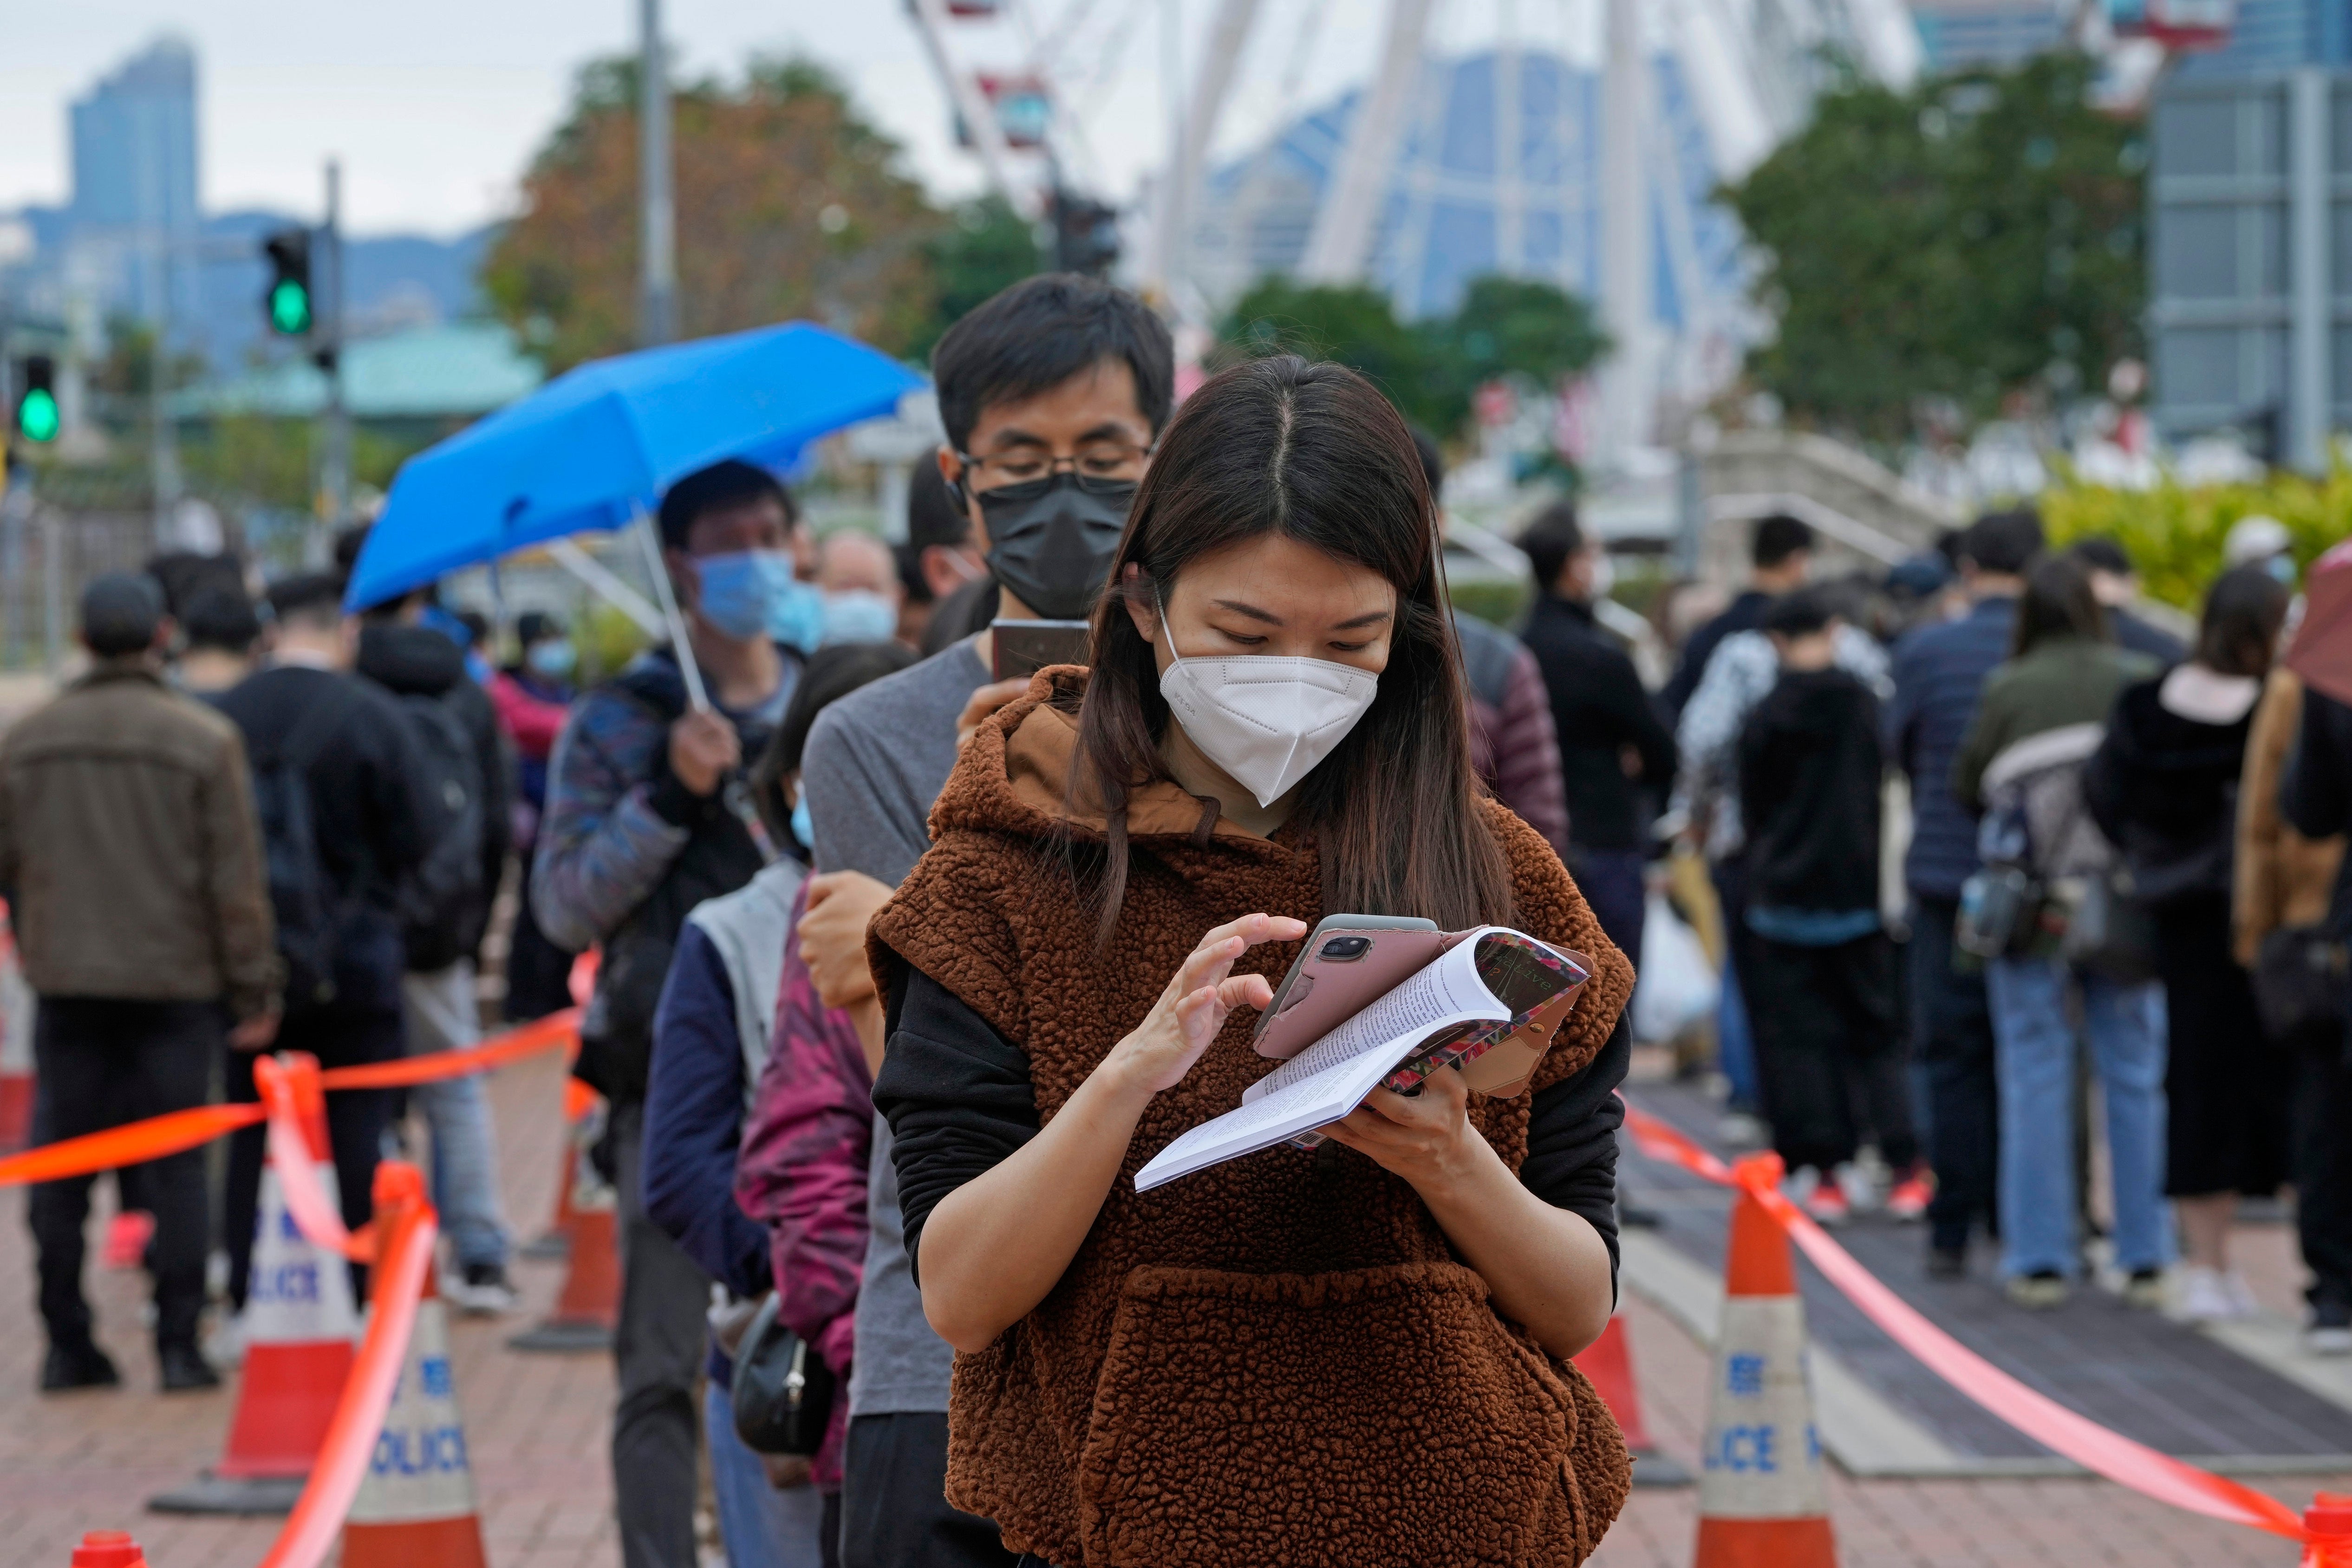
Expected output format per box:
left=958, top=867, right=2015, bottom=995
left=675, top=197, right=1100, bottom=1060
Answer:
left=2282, top=662, right=2352, bottom=1354
left=214, top=573, right=428, bottom=1312
left=349, top=560, right=520, bottom=1314
left=2088, top=566, right=2291, bottom=1322
left=1517, top=503, right=1675, bottom=967
left=1737, top=588, right=1918, bottom=1222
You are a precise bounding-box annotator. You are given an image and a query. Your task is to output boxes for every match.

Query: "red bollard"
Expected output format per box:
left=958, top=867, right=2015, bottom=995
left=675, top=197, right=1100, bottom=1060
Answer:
left=2307, top=1493, right=2352, bottom=1568
left=71, top=1531, right=149, bottom=1567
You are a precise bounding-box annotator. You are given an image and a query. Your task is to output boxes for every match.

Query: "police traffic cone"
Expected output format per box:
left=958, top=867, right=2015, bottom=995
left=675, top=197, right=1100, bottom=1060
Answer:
left=0, top=903, right=34, bottom=1153
left=149, top=1074, right=360, bottom=1515
left=521, top=1075, right=598, bottom=1263
left=508, top=1092, right=617, bottom=1353
left=68, top=1531, right=149, bottom=1567
left=1573, top=1313, right=1693, bottom=1488
left=342, top=1167, right=489, bottom=1568
left=2308, top=1493, right=2352, bottom=1568
left=1694, top=1156, right=1836, bottom=1568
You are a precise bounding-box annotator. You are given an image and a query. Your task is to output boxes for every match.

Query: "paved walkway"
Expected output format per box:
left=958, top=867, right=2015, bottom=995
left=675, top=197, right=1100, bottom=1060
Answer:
left=0, top=1048, right=616, bottom=1568
left=2, top=1043, right=2344, bottom=1567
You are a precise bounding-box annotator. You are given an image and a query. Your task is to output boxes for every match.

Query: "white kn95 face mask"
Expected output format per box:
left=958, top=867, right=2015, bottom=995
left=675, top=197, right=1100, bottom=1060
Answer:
left=1154, top=588, right=1380, bottom=809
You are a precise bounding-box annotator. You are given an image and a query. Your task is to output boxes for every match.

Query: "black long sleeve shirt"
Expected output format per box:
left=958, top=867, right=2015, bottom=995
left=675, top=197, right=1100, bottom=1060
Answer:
left=1519, top=594, right=1677, bottom=852
left=873, top=966, right=1629, bottom=1292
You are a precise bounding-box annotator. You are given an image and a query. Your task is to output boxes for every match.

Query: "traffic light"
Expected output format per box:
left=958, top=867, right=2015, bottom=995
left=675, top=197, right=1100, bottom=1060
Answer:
left=1049, top=189, right=1120, bottom=279
left=261, top=228, right=313, bottom=336
left=11, top=356, right=58, bottom=444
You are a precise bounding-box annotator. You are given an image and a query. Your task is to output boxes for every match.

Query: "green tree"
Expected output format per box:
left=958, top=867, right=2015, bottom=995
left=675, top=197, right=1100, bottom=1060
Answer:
left=482, top=55, right=944, bottom=370
left=907, top=196, right=1043, bottom=364
left=1219, top=273, right=1605, bottom=437
left=1721, top=52, right=2145, bottom=438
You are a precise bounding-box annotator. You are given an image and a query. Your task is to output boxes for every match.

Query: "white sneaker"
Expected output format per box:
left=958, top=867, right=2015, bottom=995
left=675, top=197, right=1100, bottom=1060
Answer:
left=2308, top=1320, right=2352, bottom=1357
left=2178, top=1266, right=2254, bottom=1322
left=205, top=1311, right=248, bottom=1369
left=2223, top=1272, right=2263, bottom=1319
left=444, top=1263, right=520, bottom=1316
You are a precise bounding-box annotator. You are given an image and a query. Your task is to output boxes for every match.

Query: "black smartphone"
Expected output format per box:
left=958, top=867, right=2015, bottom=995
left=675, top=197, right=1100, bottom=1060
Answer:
left=991, top=618, right=1093, bottom=681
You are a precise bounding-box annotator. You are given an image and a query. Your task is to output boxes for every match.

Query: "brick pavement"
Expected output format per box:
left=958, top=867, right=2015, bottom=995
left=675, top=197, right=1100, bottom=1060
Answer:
left=2, top=1041, right=2344, bottom=1568
left=0, top=1048, right=617, bottom=1568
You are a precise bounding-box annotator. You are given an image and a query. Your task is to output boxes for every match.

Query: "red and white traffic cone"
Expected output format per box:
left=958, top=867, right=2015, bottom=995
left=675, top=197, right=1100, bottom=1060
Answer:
left=1573, top=1312, right=1692, bottom=1487
left=149, top=1071, right=359, bottom=1515
left=67, top=1532, right=149, bottom=1567
left=1694, top=1157, right=1836, bottom=1568
left=508, top=1092, right=617, bottom=1353
left=342, top=1172, right=489, bottom=1568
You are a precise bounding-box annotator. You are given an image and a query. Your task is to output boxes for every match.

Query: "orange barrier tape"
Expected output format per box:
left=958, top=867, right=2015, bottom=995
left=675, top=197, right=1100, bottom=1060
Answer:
left=256, top=1165, right=437, bottom=1568
left=316, top=1008, right=582, bottom=1092
left=1619, top=1101, right=2315, bottom=1548
left=0, top=1102, right=265, bottom=1189
left=0, top=1012, right=581, bottom=1192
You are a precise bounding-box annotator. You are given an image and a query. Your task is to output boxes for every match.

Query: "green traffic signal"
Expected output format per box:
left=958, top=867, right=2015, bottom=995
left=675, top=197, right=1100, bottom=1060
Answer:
left=17, top=387, right=59, bottom=443
left=269, top=278, right=313, bottom=336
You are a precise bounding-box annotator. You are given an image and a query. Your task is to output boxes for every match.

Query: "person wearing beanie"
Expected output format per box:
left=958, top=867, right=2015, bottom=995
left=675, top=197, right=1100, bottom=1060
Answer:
left=0, top=573, right=283, bottom=1394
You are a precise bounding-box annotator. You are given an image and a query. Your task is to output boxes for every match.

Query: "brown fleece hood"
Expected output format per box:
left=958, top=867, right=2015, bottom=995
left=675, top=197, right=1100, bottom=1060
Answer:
left=869, top=666, right=1634, bottom=1568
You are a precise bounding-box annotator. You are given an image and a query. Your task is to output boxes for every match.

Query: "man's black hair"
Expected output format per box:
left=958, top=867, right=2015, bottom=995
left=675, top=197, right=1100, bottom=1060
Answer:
left=2068, top=535, right=2134, bottom=578
left=1752, top=514, right=1814, bottom=570
left=1959, top=508, right=2045, bottom=578
left=268, top=571, right=347, bottom=630
left=932, top=273, right=1175, bottom=453
left=1516, top=502, right=1586, bottom=594
left=517, top=610, right=563, bottom=647
left=898, top=462, right=974, bottom=606
left=1763, top=584, right=1837, bottom=639
left=182, top=583, right=262, bottom=654
left=332, top=524, right=371, bottom=577
left=146, top=551, right=243, bottom=618
left=656, top=458, right=797, bottom=553
left=81, top=572, right=164, bottom=658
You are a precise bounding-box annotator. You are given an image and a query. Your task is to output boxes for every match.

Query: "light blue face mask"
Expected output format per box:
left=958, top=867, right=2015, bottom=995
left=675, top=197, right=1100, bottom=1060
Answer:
left=526, top=639, right=577, bottom=678
left=790, top=791, right=815, bottom=852
left=821, top=589, right=899, bottom=646
left=696, top=550, right=825, bottom=652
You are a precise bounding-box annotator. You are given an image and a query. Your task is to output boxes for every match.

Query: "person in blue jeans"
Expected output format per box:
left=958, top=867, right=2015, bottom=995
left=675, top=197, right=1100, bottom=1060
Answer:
left=1954, top=555, right=2165, bottom=1309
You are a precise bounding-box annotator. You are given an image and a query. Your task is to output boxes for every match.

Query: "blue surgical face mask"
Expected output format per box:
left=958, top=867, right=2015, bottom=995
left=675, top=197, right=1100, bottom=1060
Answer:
left=790, top=792, right=815, bottom=853
left=526, top=639, right=577, bottom=678
left=822, top=589, right=899, bottom=646
left=696, top=549, right=824, bottom=651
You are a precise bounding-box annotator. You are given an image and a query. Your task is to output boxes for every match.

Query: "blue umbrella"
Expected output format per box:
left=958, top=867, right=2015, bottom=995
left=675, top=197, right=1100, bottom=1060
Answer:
left=345, top=321, right=926, bottom=612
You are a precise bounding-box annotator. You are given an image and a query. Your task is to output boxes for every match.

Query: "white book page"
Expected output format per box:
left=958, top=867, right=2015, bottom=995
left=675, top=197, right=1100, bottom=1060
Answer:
left=1239, top=930, right=1506, bottom=1106
left=1136, top=934, right=1513, bottom=1192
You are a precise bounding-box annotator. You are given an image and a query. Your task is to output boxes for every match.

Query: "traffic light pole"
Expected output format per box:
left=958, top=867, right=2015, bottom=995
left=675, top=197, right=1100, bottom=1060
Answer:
left=638, top=0, right=677, bottom=347
left=319, top=159, right=351, bottom=543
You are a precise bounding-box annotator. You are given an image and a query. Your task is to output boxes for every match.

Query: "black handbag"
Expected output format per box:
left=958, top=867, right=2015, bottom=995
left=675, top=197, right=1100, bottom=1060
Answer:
left=2252, top=924, right=2348, bottom=1040
left=2056, top=870, right=2160, bottom=985
left=731, top=1292, right=836, bottom=1457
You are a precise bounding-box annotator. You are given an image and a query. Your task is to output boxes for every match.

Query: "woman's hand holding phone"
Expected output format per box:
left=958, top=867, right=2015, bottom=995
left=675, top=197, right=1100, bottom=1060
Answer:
left=1099, top=914, right=1307, bottom=1106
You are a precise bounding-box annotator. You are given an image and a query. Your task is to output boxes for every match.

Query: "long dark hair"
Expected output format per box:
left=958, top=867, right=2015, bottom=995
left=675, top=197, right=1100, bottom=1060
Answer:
left=2011, top=553, right=2107, bottom=657
left=1068, top=355, right=1512, bottom=944
left=2196, top=565, right=2290, bottom=678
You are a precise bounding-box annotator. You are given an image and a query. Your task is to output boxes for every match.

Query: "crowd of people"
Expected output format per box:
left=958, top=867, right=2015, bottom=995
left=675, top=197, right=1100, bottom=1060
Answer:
left=0, top=262, right=2345, bottom=1568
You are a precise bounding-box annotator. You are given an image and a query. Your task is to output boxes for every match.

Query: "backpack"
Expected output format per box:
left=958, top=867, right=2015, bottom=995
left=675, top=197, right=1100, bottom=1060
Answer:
left=394, top=690, right=488, bottom=972
left=251, top=690, right=353, bottom=1010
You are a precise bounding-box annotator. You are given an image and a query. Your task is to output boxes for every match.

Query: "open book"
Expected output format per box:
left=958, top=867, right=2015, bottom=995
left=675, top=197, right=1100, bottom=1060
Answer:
left=1133, top=927, right=1588, bottom=1192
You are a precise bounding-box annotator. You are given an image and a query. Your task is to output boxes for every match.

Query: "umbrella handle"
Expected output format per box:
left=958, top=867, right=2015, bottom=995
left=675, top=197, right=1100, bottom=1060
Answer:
left=635, top=510, right=713, bottom=712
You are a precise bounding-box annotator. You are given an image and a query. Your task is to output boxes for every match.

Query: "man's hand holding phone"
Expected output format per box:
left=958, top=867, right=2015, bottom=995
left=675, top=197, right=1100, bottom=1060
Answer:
left=798, top=871, right=896, bottom=1010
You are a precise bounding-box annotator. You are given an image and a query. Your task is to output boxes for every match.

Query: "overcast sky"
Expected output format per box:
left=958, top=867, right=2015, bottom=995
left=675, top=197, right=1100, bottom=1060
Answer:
left=0, top=0, right=1605, bottom=239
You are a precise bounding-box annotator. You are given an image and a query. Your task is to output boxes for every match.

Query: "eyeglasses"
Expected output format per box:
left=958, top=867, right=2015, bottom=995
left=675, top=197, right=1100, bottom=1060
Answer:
left=956, top=440, right=1153, bottom=493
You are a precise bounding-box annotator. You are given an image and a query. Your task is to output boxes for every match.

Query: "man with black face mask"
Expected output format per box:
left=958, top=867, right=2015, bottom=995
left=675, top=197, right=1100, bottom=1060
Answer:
left=758, top=274, right=1173, bottom=1568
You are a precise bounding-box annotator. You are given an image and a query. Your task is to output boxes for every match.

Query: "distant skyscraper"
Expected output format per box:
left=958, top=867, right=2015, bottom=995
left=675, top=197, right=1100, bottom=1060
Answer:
left=70, top=35, right=199, bottom=237
left=1909, top=0, right=2067, bottom=68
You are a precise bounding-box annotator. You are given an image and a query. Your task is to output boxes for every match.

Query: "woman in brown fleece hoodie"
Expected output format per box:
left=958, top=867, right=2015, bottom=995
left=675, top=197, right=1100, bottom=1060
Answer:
left=867, top=357, right=1635, bottom=1567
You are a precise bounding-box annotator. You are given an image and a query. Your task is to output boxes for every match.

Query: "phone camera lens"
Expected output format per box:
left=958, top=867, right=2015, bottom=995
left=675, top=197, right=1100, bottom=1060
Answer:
left=1319, top=936, right=1370, bottom=961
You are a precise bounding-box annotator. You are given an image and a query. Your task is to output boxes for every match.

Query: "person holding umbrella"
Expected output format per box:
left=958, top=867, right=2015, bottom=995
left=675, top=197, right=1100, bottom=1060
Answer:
left=530, top=458, right=818, bottom=1568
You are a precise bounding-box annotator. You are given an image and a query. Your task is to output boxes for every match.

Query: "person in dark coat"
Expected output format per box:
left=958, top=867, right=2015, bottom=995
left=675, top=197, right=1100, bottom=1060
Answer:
left=2071, top=535, right=2187, bottom=667
left=1737, top=588, right=1918, bottom=1223
left=2090, top=567, right=2292, bottom=1322
left=1517, top=503, right=1675, bottom=967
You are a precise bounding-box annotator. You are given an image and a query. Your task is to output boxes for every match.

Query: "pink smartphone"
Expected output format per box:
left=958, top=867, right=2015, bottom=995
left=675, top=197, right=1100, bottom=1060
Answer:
left=1251, top=916, right=1446, bottom=1061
